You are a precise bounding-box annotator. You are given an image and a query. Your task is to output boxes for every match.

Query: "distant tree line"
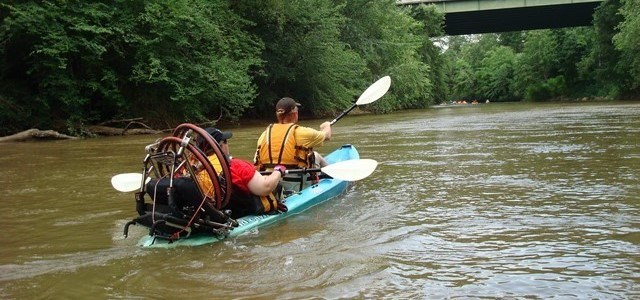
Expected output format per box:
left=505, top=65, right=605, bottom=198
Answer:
left=0, top=0, right=638, bottom=136
left=442, top=0, right=640, bottom=103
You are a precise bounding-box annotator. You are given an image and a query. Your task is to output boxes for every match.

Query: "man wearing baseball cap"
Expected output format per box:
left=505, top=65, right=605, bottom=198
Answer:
left=254, top=97, right=332, bottom=192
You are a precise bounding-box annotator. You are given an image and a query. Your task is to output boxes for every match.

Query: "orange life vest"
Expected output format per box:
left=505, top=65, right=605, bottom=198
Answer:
left=255, top=123, right=312, bottom=170
left=194, top=155, right=223, bottom=198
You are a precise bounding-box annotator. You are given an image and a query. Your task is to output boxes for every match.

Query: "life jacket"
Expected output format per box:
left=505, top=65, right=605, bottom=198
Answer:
left=194, top=154, right=224, bottom=199
left=255, top=123, right=312, bottom=170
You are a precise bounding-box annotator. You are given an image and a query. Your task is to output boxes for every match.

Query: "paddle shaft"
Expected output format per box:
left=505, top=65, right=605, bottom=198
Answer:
left=329, top=76, right=390, bottom=126
left=330, top=103, right=357, bottom=126
left=260, top=168, right=321, bottom=176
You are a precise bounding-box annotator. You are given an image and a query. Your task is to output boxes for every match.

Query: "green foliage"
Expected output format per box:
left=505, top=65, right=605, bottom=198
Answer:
left=443, top=0, right=639, bottom=102
left=232, top=0, right=365, bottom=117
left=4, top=0, right=448, bottom=135
left=1, top=2, right=122, bottom=133
left=574, top=0, right=631, bottom=97
left=443, top=34, right=503, bottom=101
left=411, top=5, right=447, bottom=104
left=443, top=53, right=474, bottom=101
left=3, top=0, right=639, bottom=136
left=614, top=0, right=640, bottom=89
left=0, top=0, right=263, bottom=135
left=232, top=0, right=444, bottom=117
left=525, top=76, right=567, bottom=101
left=521, top=30, right=559, bottom=81
left=341, top=0, right=435, bottom=112
left=476, top=46, right=517, bottom=101
left=497, top=32, right=524, bottom=52
left=123, top=1, right=263, bottom=122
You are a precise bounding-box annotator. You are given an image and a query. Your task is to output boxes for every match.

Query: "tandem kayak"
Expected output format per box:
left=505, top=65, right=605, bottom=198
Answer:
left=137, top=144, right=360, bottom=248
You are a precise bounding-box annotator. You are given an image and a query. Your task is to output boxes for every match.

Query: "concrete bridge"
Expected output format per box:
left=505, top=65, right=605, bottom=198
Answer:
left=397, top=0, right=604, bottom=35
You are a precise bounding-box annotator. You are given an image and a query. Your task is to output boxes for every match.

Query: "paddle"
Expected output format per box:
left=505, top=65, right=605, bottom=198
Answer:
left=111, top=159, right=378, bottom=192
left=111, top=173, right=151, bottom=193
left=330, top=75, right=391, bottom=125
left=261, top=158, right=378, bottom=181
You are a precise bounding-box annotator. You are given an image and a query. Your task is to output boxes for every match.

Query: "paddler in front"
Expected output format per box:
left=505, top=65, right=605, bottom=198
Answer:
left=254, top=97, right=332, bottom=194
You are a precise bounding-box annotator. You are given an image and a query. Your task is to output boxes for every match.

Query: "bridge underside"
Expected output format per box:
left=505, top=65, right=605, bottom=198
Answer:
left=426, top=2, right=602, bottom=35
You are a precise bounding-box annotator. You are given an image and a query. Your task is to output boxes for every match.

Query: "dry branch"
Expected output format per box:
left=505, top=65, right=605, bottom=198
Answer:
left=98, top=117, right=144, bottom=126
left=88, top=125, right=160, bottom=136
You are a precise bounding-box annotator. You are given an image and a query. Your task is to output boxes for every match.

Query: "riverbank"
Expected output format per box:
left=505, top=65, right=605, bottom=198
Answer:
left=0, top=107, right=374, bottom=142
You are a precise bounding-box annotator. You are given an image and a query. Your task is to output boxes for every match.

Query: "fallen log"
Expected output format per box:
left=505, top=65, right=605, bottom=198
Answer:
left=0, top=129, right=78, bottom=142
left=88, top=125, right=160, bottom=136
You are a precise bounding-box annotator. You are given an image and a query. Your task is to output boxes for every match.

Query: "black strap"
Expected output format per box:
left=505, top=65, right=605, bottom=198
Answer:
left=277, top=124, right=297, bottom=164
left=266, top=124, right=274, bottom=165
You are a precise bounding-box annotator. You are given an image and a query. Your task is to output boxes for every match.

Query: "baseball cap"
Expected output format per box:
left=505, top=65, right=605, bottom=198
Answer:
left=203, top=127, right=232, bottom=143
left=275, top=97, right=302, bottom=115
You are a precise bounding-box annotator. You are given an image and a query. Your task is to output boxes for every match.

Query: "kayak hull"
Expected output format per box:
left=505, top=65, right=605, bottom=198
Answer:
left=137, top=144, right=359, bottom=248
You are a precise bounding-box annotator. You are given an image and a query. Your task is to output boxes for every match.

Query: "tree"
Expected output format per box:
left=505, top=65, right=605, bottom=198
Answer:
left=339, top=1, right=435, bottom=111
left=497, top=32, right=524, bottom=52
left=0, top=1, right=263, bottom=135
left=514, top=30, right=568, bottom=101
left=232, top=0, right=365, bottom=117
left=613, top=0, right=640, bottom=90
left=575, top=0, right=630, bottom=97
left=411, top=4, right=447, bottom=104
left=121, top=1, right=263, bottom=123
left=476, top=46, right=517, bottom=101
left=1, top=2, right=123, bottom=134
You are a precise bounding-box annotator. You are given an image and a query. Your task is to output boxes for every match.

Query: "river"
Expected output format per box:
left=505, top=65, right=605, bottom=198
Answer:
left=1, top=101, right=638, bottom=299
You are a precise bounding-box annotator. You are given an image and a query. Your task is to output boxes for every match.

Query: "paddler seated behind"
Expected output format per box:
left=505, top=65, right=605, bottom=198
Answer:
left=196, top=128, right=287, bottom=218
left=254, top=97, right=332, bottom=193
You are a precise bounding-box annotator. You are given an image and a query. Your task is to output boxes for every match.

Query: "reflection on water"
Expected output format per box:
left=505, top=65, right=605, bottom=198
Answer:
left=1, top=102, right=639, bottom=298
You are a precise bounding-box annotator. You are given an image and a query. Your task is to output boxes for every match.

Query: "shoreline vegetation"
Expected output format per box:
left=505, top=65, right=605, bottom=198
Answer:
left=1, top=1, right=639, bottom=140
left=0, top=107, right=374, bottom=142
left=0, top=98, right=627, bottom=142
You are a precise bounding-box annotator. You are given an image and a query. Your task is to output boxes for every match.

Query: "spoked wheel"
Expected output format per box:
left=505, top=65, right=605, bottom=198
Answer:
left=126, top=123, right=236, bottom=240
left=173, top=123, right=232, bottom=209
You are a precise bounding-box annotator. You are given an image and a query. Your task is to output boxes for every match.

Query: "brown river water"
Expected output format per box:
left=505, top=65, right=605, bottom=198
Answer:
left=1, top=102, right=638, bottom=299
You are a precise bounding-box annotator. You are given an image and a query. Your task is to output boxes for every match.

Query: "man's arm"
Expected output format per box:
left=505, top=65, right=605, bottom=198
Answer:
left=247, top=171, right=281, bottom=196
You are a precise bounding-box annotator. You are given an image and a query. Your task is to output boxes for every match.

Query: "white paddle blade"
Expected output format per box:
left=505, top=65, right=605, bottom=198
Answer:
left=322, top=159, right=378, bottom=181
left=356, top=76, right=391, bottom=105
left=111, top=173, right=150, bottom=192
